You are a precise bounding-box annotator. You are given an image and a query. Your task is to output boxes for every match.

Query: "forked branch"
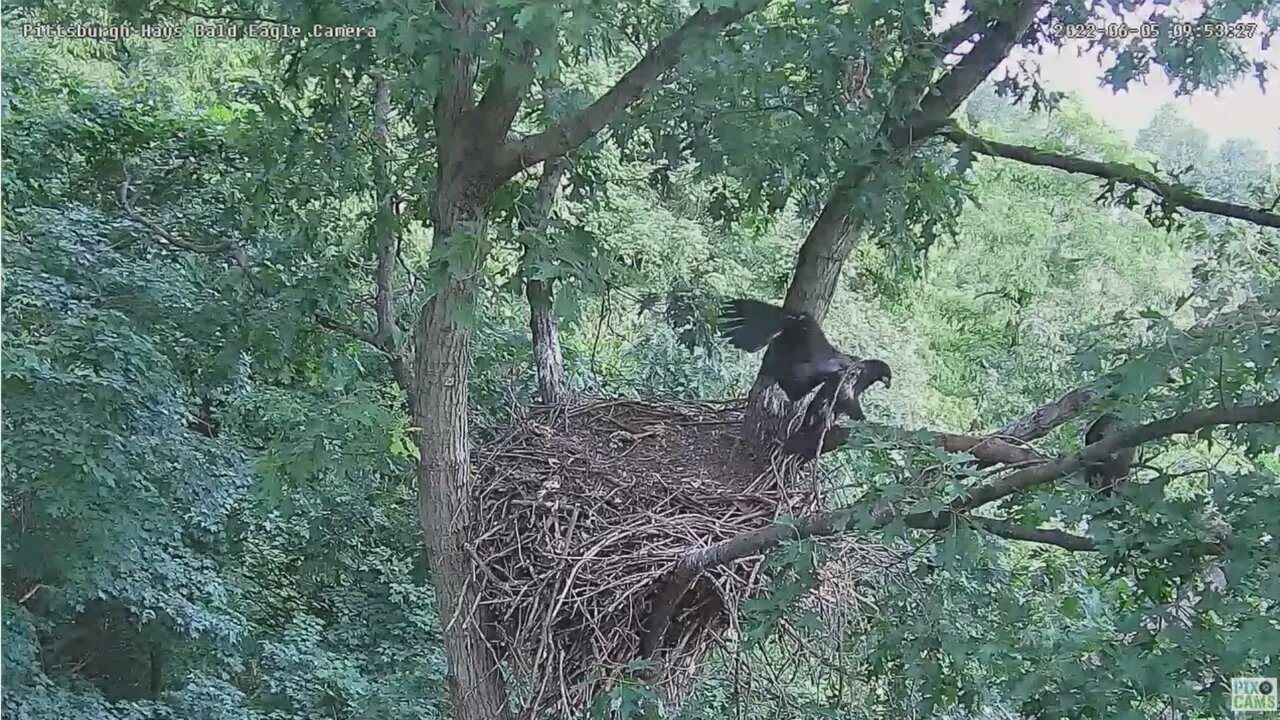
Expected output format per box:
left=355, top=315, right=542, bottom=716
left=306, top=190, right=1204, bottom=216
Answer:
left=495, top=2, right=764, bottom=179
left=893, top=0, right=1045, bottom=144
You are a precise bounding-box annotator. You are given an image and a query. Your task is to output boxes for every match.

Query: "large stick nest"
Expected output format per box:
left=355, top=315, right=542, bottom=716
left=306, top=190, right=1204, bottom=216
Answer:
left=471, top=396, right=882, bottom=716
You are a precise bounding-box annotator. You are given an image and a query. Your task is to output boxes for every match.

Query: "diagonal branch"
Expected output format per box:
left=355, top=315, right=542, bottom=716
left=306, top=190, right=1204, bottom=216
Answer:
left=994, top=386, right=1099, bottom=446
left=892, top=0, right=1044, bottom=145
left=993, top=300, right=1280, bottom=444
left=118, top=175, right=249, bottom=267
left=315, top=313, right=380, bottom=347
left=818, top=423, right=1046, bottom=465
left=939, top=399, right=1280, bottom=514
left=920, top=427, right=1044, bottom=464
left=786, top=0, right=1044, bottom=302
left=494, top=3, right=762, bottom=180
left=930, top=11, right=997, bottom=61
left=942, top=127, right=1280, bottom=229
left=971, top=517, right=1095, bottom=550
left=908, top=512, right=1097, bottom=550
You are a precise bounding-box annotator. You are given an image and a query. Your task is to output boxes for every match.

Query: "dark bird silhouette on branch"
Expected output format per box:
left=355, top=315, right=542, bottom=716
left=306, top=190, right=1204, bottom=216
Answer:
left=1082, top=412, right=1137, bottom=496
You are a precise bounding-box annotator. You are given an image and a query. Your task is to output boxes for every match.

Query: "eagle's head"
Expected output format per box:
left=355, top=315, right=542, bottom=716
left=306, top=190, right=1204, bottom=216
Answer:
left=860, top=358, right=892, bottom=390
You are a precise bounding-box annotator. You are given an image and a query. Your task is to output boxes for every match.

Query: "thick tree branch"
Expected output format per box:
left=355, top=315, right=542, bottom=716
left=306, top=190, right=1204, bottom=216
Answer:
left=796, top=0, right=1044, bottom=288
left=908, top=512, right=1096, bottom=550
left=996, top=387, right=1099, bottom=445
left=813, top=0, right=1044, bottom=262
left=923, top=428, right=1044, bottom=464
left=993, top=300, right=1280, bottom=444
left=524, top=157, right=564, bottom=235
left=818, top=423, right=1046, bottom=465
left=942, top=127, right=1280, bottom=229
left=644, top=399, right=1276, bottom=654
left=315, top=313, right=380, bottom=347
left=778, top=0, right=1044, bottom=319
left=931, top=11, right=997, bottom=61
left=971, top=517, right=1095, bottom=550
left=495, top=3, right=761, bottom=179
left=893, top=0, right=1044, bottom=145
left=943, top=399, right=1279, bottom=514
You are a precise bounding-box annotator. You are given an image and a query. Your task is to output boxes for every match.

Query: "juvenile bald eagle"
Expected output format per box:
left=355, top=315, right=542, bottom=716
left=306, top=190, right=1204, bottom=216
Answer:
left=782, top=362, right=890, bottom=458
left=717, top=297, right=892, bottom=403
left=1082, top=412, right=1136, bottom=496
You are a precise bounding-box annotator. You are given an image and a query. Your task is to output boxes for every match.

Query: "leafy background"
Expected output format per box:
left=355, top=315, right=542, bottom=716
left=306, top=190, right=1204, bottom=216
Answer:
left=3, top=2, right=1279, bottom=719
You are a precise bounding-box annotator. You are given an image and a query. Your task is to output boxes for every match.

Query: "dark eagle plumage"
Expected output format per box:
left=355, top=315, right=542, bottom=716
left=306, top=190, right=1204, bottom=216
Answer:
left=719, top=297, right=893, bottom=457
left=717, top=298, right=892, bottom=403
left=1082, top=412, right=1136, bottom=496
left=781, top=361, right=892, bottom=458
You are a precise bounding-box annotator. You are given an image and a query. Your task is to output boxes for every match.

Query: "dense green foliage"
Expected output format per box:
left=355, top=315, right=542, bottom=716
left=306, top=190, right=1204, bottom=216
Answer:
left=4, top=1, right=1279, bottom=719
left=4, top=39, right=446, bottom=720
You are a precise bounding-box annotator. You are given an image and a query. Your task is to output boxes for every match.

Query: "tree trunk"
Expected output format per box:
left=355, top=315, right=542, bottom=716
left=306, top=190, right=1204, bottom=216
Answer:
left=401, top=4, right=766, bottom=716
left=522, top=159, right=572, bottom=405
left=527, top=278, right=570, bottom=404
left=740, top=0, right=1043, bottom=445
left=413, top=195, right=513, bottom=720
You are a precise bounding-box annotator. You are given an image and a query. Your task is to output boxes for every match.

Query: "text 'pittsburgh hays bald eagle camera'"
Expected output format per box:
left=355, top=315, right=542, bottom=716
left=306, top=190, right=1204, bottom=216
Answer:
left=717, top=298, right=892, bottom=455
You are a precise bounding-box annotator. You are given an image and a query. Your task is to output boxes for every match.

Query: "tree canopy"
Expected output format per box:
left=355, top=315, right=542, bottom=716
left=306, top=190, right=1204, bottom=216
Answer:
left=4, top=0, right=1279, bottom=718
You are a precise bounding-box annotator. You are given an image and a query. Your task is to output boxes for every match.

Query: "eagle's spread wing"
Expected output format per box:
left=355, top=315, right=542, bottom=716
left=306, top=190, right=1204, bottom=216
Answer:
left=719, top=297, right=874, bottom=404
left=717, top=298, right=793, bottom=352
left=719, top=298, right=837, bottom=353
left=776, top=310, right=837, bottom=358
